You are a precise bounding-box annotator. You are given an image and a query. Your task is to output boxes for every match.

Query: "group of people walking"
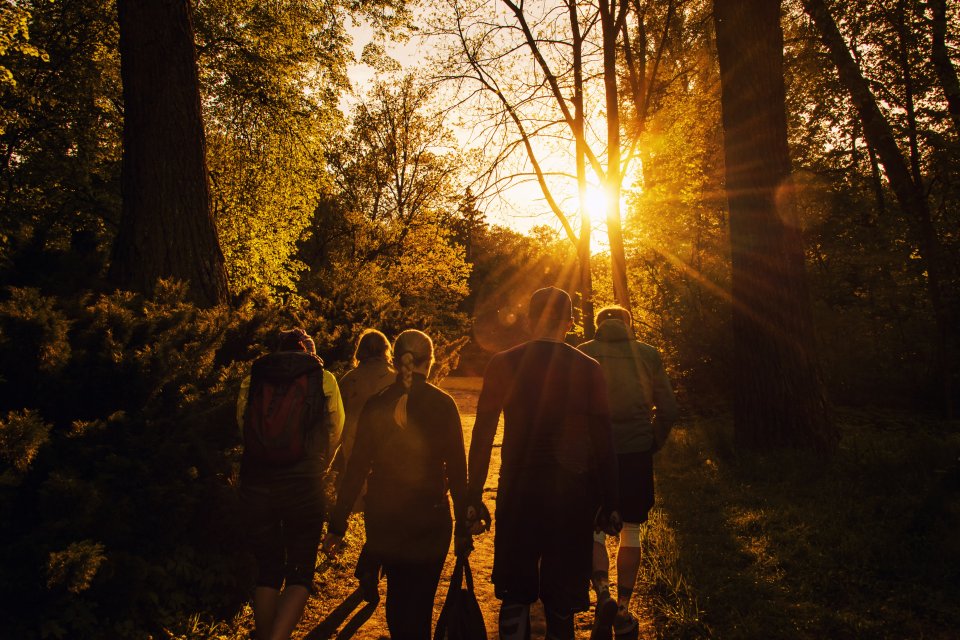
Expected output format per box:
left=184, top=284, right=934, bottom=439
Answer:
left=237, top=287, right=678, bottom=640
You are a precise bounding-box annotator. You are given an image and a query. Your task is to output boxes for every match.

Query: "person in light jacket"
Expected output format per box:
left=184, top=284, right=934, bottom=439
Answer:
left=579, top=306, right=679, bottom=636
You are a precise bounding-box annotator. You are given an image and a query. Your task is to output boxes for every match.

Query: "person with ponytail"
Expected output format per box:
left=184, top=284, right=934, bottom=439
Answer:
left=324, top=330, right=470, bottom=639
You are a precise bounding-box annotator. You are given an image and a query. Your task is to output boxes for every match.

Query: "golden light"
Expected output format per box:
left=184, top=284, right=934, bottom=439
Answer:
left=584, top=185, right=608, bottom=222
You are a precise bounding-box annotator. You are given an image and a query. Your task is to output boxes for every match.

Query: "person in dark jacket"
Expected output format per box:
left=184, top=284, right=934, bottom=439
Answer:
left=467, top=287, right=622, bottom=640
left=238, top=328, right=344, bottom=640
left=579, top=306, right=678, bottom=635
left=323, top=329, right=470, bottom=639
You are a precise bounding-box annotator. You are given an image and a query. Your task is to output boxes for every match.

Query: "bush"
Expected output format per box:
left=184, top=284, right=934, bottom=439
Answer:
left=0, top=283, right=339, bottom=638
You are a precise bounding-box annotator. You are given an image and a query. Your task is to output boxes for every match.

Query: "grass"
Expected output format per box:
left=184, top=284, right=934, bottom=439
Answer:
left=634, top=410, right=960, bottom=639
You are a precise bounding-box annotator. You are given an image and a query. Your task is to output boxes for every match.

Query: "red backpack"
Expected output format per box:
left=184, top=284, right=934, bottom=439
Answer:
left=243, top=351, right=326, bottom=466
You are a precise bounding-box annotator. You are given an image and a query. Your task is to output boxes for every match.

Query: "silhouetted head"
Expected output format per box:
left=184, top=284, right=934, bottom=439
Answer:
left=393, top=330, right=434, bottom=390
left=277, top=328, right=316, bottom=354
left=528, top=287, right=573, bottom=338
left=391, top=329, right=435, bottom=428
left=352, top=328, right=392, bottom=368
left=594, top=305, right=631, bottom=331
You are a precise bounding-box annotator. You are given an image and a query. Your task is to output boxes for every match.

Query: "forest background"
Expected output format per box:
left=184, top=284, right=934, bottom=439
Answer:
left=0, top=0, right=958, bottom=637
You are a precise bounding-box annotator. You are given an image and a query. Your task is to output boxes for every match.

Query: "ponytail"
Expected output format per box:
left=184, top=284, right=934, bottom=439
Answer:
left=391, top=330, right=434, bottom=428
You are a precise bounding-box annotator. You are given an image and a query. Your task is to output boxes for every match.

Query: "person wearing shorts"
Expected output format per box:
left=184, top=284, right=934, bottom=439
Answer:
left=238, top=329, right=345, bottom=640
left=579, top=306, right=679, bottom=636
left=467, top=287, right=621, bottom=640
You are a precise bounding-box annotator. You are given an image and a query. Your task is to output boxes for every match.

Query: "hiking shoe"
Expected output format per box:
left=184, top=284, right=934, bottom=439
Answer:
left=613, top=606, right=639, bottom=637
left=590, top=591, right=618, bottom=639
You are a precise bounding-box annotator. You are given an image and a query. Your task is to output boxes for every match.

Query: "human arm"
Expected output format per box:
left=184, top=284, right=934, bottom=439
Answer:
left=650, top=351, right=678, bottom=452
left=441, top=395, right=471, bottom=554
left=326, top=400, right=378, bottom=544
left=323, top=370, right=345, bottom=461
left=236, top=374, right=251, bottom=436
left=466, top=357, right=506, bottom=534
left=587, top=362, right=620, bottom=525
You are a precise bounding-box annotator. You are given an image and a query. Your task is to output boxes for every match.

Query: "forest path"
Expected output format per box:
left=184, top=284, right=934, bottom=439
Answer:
left=288, top=377, right=655, bottom=640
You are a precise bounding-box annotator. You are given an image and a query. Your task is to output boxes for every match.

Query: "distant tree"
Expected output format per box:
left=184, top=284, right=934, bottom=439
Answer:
left=713, top=0, right=836, bottom=451
left=110, top=0, right=228, bottom=306
left=801, top=0, right=958, bottom=415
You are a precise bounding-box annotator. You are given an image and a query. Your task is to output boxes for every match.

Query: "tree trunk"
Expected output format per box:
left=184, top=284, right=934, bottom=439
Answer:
left=713, top=0, right=836, bottom=451
left=803, top=0, right=956, bottom=416
left=929, top=0, right=960, bottom=136
left=111, top=0, right=228, bottom=306
left=571, top=1, right=595, bottom=340
left=600, top=0, right=632, bottom=312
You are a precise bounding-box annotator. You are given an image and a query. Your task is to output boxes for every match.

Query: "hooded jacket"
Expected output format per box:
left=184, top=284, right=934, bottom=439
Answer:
left=579, top=319, right=678, bottom=453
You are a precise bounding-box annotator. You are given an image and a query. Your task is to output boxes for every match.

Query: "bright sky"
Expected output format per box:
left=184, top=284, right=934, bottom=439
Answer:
left=344, top=19, right=617, bottom=252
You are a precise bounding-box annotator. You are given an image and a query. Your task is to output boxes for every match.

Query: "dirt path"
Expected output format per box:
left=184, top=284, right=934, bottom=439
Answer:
left=287, top=377, right=654, bottom=639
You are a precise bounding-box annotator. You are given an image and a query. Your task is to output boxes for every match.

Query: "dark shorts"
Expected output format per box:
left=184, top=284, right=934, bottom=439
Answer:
left=617, top=450, right=655, bottom=524
left=492, top=473, right=594, bottom=613
left=240, top=477, right=325, bottom=591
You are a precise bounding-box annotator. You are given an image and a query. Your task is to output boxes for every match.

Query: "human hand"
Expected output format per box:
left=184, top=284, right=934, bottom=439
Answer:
left=466, top=502, right=491, bottom=535
left=322, top=531, right=345, bottom=556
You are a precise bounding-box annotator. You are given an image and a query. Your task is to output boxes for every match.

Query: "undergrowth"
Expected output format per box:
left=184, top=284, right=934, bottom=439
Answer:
left=635, top=412, right=960, bottom=639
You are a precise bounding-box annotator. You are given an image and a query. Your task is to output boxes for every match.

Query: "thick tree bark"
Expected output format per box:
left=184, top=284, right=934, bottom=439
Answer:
left=713, top=0, right=836, bottom=451
left=803, top=0, right=956, bottom=416
left=110, top=0, right=228, bottom=306
left=929, top=0, right=960, bottom=136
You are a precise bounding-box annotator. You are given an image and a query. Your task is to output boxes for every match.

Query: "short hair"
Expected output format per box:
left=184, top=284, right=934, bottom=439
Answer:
left=352, top=328, right=392, bottom=367
left=594, top=305, right=631, bottom=329
left=277, top=327, right=316, bottom=354
left=528, top=287, right=573, bottom=334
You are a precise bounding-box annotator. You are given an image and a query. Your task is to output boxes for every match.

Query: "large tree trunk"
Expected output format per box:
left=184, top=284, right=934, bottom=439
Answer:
left=111, top=0, right=228, bottom=306
left=713, top=0, right=836, bottom=451
left=803, top=0, right=956, bottom=416
left=600, top=0, right=632, bottom=312
left=570, top=1, right=595, bottom=340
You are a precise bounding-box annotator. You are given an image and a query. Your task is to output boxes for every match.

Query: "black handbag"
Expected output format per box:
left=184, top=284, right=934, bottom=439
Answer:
left=433, top=556, right=487, bottom=640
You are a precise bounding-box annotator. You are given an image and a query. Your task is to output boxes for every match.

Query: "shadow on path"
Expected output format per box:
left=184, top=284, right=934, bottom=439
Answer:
left=303, top=588, right=378, bottom=640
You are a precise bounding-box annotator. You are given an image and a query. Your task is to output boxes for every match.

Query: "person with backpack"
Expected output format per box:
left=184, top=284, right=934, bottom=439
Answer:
left=579, top=306, right=678, bottom=637
left=237, top=328, right=344, bottom=640
left=465, top=287, right=622, bottom=640
left=323, top=329, right=471, bottom=640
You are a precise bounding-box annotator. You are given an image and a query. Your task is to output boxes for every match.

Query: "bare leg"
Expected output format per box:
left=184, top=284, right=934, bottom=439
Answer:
left=591, top=540, right=610, bottom=593
left=268, top=585, right=310, bottom=640
left=616, top=546, right=641, bottom=607
left=252, top=586, right=279, bottom=640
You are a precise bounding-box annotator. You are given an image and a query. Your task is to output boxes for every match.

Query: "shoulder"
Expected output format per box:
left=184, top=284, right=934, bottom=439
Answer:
left=421, top=382, right=459, bottom=412
left=631, top=340, right=663, bottom=361
left=322, top=369, right=339, bottom=389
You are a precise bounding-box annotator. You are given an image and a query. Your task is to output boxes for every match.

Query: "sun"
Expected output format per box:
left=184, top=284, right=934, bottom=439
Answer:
left=584, top=185, right=609, bottom=222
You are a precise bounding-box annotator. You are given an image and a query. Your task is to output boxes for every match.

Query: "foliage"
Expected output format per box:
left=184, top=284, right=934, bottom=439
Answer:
left=300, top=76, right=473, bottom=367
left=0, top=2, right=47, bottom=89
left=0, top=282, right=347, bottom=639
left=194, top=0, right=350, bottom=293
left=0, top=0, right=121, bottom=289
